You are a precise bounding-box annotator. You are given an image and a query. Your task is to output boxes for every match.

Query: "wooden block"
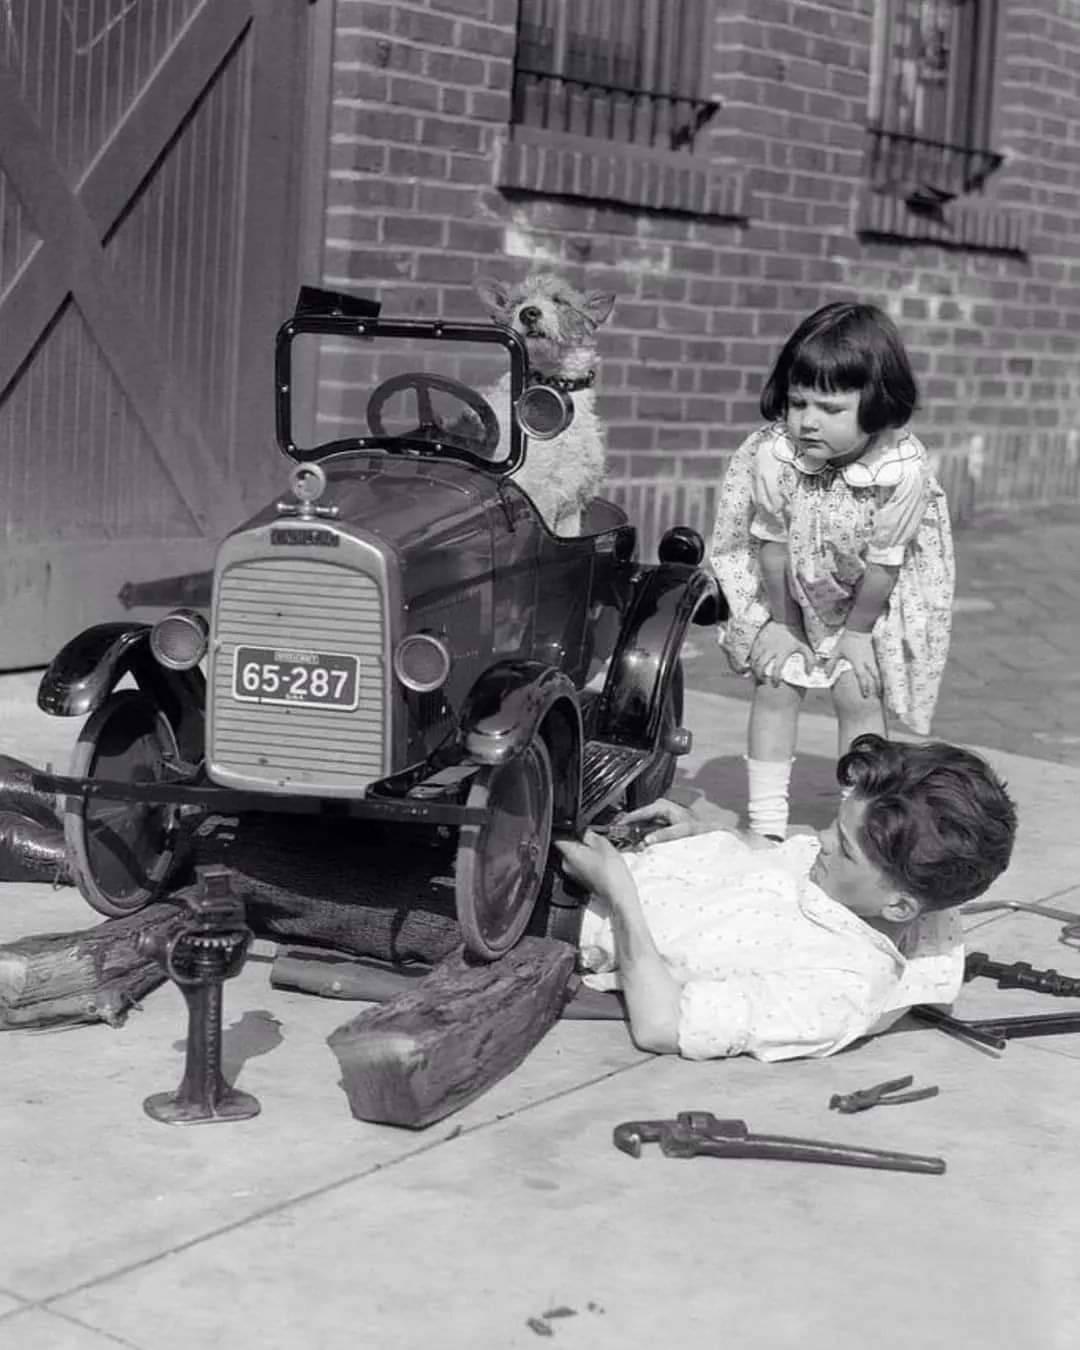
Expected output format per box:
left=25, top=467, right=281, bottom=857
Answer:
left=0, top=752, right=69, bottom=883
left=271, top=948, right=430, bottom=1000
left=272, top=945, right=626, bottom=1021
left=194, top=814, right=464, bottom=965
left=0, top=811, right=69, bottom=882
left=0, top=902, right=182, bottom=1029
left=327, top=937, right=577, bottom=1129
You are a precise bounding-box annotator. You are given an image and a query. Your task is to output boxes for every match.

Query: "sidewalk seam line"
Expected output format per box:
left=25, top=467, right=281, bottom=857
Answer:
left=34, top=1055, right=656, bottom=1311
left=0, top=1303, right=148, bottom=1349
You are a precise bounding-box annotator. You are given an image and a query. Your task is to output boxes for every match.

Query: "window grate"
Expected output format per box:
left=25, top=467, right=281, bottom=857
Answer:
left=511, top=0, right=719, bottom=153
left=866, top=128, right=1003, bottom=208
left=867, top=0, right=1001, bottom=209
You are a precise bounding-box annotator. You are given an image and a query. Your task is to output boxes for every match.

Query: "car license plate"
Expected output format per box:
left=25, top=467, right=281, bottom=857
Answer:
left=232, top=646, right=359, bottom=710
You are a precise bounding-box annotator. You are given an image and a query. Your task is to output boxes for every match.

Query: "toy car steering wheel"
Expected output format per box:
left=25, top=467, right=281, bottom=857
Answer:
left=366, top=373, right=501, bottom=455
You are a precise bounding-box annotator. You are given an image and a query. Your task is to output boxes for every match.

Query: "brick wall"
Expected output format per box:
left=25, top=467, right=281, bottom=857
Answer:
left=321, top=0, right=1080, bottom=546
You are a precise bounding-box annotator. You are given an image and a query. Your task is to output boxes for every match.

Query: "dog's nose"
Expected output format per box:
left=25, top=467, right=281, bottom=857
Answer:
left=519, top=305, right=542, bottom=325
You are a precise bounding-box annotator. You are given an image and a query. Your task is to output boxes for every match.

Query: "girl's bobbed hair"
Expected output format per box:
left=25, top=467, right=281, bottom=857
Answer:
left=760, top=301, right=918, bottom=434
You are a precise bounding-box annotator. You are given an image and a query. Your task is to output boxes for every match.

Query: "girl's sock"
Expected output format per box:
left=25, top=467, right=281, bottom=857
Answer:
left=746, top=756, right=793, bottom=839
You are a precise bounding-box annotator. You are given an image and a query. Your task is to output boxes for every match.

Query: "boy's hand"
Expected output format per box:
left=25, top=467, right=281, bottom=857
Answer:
left=554, top=830, right=632, bottom=899
left=749, top=621, right=816, bottom=686
left=614, top=798, right=701, bottom=845
left=823, top=630, right=880, bottom=698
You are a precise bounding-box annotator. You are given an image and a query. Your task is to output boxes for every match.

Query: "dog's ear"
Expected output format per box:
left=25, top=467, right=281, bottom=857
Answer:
left=474, top=275, right=512, bottom=317
left=582, top=291, right=616, bottom=326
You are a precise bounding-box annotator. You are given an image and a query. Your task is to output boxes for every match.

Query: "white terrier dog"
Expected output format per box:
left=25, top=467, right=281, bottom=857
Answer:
left=474, top=273, right=615, bottom=535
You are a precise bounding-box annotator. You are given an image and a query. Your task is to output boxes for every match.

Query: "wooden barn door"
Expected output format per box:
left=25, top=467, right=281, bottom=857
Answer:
left=0, top=0, right=310, bottom=668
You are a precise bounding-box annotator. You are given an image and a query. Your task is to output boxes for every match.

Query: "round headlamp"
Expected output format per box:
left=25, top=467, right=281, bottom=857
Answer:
left=515, top=384, right=575, bottom=441
left=393, top=633, right=452, bottom=693
left=658, top=525, right=705, bottom=567
left=150, top=608, right=209, bottom=671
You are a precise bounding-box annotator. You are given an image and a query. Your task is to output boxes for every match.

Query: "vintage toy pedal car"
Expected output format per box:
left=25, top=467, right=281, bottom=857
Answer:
left=36, top=288, right=723, bottom=960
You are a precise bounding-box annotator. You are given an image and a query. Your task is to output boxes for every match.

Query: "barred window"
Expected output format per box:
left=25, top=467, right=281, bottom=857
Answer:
left=511, top=0, right=719, bottom=154
left=867, top=0, right=1002, bottom=213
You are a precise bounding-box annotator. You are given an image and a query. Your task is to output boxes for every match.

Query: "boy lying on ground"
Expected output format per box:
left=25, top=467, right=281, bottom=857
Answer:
left=556, top=734, right=1016, bottom=1062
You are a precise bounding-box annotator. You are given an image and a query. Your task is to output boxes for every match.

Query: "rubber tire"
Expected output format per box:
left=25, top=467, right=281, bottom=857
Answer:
left=624, top=659, right=684, bottom=811
left=455, top=737, right=554, bottom=961
left=64, top=690, right=181, bottom=918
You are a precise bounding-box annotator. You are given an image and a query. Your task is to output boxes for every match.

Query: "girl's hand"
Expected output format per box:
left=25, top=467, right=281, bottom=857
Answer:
left=554, top=830, right=632, bottom=899
left=749, top=621, right=816, bottom=686
left=823, top=630, right=880, bottom=698
left=612, top=798, right=702, bottom=845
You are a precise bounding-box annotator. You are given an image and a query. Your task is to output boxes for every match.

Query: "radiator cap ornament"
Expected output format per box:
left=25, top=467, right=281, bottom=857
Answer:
left=277, top=461, right=338, bottom=520
left=291, top=462, right=327, bottom=505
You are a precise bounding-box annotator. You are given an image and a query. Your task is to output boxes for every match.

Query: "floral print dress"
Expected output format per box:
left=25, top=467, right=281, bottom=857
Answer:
left=710, top=423, right=954, bottom=735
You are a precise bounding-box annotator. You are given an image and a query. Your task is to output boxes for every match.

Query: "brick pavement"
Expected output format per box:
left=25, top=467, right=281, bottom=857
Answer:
left=681, top=501, right=1080, bottom=767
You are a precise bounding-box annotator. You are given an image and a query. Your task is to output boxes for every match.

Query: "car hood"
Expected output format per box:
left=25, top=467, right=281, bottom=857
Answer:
left=242, top=455, right=502, bottom=595
left=321, top=457, right=497, bottom=552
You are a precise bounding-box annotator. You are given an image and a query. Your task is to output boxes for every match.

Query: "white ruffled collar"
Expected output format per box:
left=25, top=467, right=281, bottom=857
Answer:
left=771, top=427, right=920, bottom=488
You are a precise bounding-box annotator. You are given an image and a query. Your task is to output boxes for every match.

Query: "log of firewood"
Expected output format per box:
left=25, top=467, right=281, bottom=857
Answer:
left=272, top=945, right=626, bottom=1020
left=326, top=937, right=577, bottom=1128
left=0, top=753, right=71, bottom=883
left=195, top=812, right=586, bottom=962
left=271, top=947, right=431, bottom=1000
left=192, top=814, right=464, bottom=964
left=0, top=902, right=184, bottom=1029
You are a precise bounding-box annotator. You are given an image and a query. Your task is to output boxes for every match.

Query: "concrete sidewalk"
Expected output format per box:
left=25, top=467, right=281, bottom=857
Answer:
left=2, top=663, right=1080, bottom=1349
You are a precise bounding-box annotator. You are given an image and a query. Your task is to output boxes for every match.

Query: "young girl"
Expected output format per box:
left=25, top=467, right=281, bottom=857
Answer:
left=710, top=301, right=954, bottom=840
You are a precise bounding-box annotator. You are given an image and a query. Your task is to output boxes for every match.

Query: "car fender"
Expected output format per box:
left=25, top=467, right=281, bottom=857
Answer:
left=597, top=565, right=719, bottom=746
left=37, top=621, right=205, bottom=760
left=460, top=661, right=583, bottom=826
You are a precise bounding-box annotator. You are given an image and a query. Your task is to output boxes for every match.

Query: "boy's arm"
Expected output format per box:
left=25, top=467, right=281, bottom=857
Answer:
left=601, top=872, right=683, bottom=1053
left=555, top=834, right=683, bottom=1053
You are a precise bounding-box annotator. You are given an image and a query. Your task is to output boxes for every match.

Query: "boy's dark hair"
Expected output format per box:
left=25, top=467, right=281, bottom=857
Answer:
left=760, top=301, right=918, bottom=434
left=836, top=734, right=1017, bottom=911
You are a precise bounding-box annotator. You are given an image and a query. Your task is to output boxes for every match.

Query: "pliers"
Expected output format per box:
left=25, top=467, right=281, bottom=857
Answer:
left=613, top=1110, right=945, bottom=1175
left=829, top=1074, right=939, bottom=1114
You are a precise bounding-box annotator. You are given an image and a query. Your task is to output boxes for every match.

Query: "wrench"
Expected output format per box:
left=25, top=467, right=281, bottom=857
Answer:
left=613, top=1110, right=946, bottom=1175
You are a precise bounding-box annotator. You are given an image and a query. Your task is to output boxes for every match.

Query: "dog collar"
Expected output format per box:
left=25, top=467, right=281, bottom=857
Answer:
left=527, top=369, right=595, bottom=393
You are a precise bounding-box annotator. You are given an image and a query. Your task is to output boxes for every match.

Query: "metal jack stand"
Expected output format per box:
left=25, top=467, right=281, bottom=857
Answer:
left=139, top=865, right=260, bottom=1125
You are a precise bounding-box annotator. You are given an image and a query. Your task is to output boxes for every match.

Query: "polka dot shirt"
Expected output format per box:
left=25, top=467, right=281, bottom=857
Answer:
left=578, top=831, right=964, bottom=1062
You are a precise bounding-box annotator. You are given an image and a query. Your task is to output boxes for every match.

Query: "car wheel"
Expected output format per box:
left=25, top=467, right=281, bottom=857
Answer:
left=624, top=659, right=684, bottom=811
left=64, top=690, right=181, bottom=918
left=455, top=737, right=554, bottom=961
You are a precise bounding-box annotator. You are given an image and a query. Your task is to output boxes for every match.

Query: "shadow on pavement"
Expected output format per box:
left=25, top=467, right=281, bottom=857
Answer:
left=677, top=751, right=840, bottom=833
left=171, top=1008, right=285, bottom=1082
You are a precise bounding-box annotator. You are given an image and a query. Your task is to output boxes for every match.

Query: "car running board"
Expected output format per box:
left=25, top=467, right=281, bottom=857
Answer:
left=580, top=741, right=650, bottom=820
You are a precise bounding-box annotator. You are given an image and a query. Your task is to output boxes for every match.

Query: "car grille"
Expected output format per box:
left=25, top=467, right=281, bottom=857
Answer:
left=210, top=556, right=386, bottom=793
